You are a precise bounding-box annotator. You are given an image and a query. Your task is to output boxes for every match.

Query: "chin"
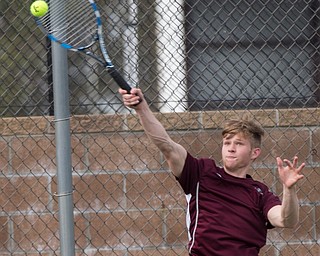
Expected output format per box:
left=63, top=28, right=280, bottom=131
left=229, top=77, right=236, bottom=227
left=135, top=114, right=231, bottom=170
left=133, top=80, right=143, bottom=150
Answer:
left=224, top=164, right=237, bottom=172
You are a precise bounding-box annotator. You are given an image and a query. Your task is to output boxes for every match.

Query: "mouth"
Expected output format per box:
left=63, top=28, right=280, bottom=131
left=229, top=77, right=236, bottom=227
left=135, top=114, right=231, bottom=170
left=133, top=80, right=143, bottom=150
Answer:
left=225, top=156, right=237, bottom=161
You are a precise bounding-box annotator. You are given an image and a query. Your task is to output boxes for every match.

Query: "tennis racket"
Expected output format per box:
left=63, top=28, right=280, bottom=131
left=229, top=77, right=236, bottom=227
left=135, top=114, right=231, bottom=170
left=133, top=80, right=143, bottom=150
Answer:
left=33, top=0, right=133, bottom=93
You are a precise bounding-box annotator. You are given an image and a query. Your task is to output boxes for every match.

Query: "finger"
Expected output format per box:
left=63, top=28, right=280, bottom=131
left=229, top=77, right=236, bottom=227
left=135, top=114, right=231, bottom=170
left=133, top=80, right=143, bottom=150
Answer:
left=295, top=173, right=304, bottom=181
left=123, top=94, right=140, bottom=106
left=124, top=93, right=134, bottom=99
left=297, top=162, right=306, bottom=172
left=283, top=158, right=295, bottom=168
left=118, top=88, right=127, bottom=95
left=129, top=88, right=143, bottom=105
left=276, top=157, right=283, bottom=169
left=129, top=87, right=141, bottom=96
left=292, top=156, right=298, bottom=167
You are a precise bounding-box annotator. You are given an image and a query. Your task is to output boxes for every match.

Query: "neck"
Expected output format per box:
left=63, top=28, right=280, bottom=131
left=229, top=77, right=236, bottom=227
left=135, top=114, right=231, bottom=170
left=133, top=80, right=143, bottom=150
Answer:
left=224, top=167, right=248, bottom=178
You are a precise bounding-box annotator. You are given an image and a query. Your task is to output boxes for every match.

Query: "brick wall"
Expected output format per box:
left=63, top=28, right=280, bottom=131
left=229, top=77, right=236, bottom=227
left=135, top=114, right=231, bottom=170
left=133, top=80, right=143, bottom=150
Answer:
left=0, top=109, right=319, bottom=255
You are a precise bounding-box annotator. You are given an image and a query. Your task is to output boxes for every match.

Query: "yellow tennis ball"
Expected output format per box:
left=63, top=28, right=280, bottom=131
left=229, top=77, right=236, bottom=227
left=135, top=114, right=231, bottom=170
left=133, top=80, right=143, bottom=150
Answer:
left=30, top=1, right=48, bottom=17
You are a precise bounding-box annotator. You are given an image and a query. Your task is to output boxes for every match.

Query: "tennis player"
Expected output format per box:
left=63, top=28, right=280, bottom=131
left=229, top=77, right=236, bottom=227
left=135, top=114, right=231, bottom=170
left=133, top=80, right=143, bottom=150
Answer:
left=119, top=88, right=305, bottom=256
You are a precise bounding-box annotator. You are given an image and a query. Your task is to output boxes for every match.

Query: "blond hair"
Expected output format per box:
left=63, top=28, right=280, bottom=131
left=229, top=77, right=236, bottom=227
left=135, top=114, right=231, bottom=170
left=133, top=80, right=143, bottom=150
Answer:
left=222, top=118, right=265, bottom=148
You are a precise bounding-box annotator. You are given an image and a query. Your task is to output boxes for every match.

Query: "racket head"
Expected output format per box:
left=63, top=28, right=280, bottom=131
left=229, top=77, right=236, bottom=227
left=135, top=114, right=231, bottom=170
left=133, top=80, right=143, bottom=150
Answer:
left=34, top=0, right=133, bottom=92
left=35, top=0, right=100, bottom=51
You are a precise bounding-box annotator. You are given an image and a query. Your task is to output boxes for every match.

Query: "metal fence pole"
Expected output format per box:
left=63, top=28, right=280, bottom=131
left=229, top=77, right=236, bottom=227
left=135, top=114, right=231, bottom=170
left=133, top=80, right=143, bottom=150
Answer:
left=52, top=40, right=75, bottom=256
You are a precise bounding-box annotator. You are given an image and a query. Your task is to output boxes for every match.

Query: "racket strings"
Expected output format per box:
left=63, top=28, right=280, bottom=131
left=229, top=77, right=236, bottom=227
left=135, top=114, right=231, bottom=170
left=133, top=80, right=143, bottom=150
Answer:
left=39, top=0, right=98, bottom=49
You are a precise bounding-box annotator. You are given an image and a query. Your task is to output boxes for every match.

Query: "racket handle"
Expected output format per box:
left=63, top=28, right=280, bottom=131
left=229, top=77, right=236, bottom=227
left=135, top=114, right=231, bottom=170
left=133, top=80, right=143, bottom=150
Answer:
left=108, top=67, right=132, bottom=93
left=108, top=67, right=142, bottom=106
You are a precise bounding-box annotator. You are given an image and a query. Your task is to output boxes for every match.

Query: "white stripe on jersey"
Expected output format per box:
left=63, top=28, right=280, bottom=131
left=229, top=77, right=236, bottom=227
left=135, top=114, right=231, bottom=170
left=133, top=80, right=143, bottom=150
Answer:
left=186, top=182, right=200, bottom=254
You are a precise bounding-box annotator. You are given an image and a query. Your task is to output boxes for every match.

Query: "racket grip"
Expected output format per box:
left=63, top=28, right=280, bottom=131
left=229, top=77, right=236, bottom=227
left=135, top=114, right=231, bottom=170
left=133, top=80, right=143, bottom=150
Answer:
left=108, top=67, right=132, bottom=93
left=108, top=67, right=142, bottom=106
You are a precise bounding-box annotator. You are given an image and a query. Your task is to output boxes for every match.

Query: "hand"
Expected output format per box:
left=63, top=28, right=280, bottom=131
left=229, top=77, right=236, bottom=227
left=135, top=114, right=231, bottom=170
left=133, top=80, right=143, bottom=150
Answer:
left=276, top=156, right=305, bottom=189
left=118, top=88, right=143, bottom=108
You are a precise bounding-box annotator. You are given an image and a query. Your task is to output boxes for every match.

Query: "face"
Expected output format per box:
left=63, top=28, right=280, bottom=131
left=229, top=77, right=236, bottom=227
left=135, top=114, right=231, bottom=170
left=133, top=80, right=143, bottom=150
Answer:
left=222, top=133, right=260, bottom=176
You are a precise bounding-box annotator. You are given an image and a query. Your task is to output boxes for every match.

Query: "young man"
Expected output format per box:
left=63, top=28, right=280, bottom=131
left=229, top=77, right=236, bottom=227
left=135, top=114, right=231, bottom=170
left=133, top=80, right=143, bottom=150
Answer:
left=119, top=88, right=305, bottom=256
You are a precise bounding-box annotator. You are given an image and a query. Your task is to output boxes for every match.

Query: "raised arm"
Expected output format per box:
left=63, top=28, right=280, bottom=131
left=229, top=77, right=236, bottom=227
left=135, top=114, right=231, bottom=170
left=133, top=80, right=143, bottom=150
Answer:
left=267, top=156, right=305, bottom=228
left=119, top=88, right=187, bottom=178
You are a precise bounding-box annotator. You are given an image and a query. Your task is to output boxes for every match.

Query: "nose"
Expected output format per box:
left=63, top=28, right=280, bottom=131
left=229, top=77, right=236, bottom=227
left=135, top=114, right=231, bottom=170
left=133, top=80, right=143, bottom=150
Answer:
left=228, top=143, right=236, bottom=152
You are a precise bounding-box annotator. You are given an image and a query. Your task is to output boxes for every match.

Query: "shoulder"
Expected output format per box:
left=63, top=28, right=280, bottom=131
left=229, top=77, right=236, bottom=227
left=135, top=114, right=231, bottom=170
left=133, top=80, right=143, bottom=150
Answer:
left=184, top=152, right=220, bottom=173
left=250, top=178, right=281, bottom=213
left=177, top=152, right=221, bottom=193
left=246, top=174, right=270, bottom=191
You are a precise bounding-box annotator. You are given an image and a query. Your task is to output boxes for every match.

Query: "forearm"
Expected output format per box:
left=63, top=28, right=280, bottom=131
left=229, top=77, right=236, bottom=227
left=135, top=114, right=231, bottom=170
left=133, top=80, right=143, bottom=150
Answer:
left=135, top=105, right=187, bottom=177
left=120, top=88, right=187, bottom=176
left=136, top=107, right=173, bottom=154
left=273, top=156, right=304, bottom=228
left=281, top=185, right=300, bottom=228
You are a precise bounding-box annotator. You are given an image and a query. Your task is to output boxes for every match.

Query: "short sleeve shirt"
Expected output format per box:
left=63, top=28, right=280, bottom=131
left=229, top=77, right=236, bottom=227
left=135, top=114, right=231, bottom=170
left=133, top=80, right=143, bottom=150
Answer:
left=177, top=153, right=281, bottom=256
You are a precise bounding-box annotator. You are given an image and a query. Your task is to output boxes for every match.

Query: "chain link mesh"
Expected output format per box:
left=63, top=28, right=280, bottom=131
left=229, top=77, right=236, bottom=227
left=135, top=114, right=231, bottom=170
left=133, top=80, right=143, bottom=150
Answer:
left=1, top=0, right=320, bottom=255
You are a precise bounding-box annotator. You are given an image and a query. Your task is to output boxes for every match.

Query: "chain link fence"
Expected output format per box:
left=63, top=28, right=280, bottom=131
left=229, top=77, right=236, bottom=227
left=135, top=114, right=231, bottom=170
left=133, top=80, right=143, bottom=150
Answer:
left=1, top=0, right=320, bottom=255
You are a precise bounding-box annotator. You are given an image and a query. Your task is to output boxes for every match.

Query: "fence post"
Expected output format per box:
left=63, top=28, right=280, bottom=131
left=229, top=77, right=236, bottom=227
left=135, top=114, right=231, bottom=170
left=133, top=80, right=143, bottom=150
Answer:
left=52, top=36, right=75, bottom=256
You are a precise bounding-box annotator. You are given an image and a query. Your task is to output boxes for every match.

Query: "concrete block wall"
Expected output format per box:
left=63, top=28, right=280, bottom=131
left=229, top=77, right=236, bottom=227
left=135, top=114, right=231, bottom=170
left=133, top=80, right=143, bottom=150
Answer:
left=0, top=109, right=319, bottom=255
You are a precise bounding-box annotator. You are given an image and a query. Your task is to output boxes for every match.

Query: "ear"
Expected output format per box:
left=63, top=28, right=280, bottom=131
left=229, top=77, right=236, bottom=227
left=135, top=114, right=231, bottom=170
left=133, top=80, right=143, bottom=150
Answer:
left=251, top=148, right=261, bottom=160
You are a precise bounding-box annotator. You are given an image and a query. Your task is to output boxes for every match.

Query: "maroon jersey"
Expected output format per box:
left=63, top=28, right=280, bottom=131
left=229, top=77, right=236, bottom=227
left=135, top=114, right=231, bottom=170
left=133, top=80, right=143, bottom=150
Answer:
left=177, top=153, right=281, bottom=256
